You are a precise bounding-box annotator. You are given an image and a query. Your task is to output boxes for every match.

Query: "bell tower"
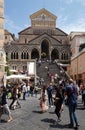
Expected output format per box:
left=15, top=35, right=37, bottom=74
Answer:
left=0, top=0, right=6, bottom=84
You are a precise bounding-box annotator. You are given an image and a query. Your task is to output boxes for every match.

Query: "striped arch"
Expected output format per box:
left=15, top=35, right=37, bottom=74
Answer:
left=11, top=52, right=18, bottom=59
left=21, top=52, right=29, bottom=59
left=31, top=48, right=39, bottom=59
left=51, top=48, right=59, bottom=60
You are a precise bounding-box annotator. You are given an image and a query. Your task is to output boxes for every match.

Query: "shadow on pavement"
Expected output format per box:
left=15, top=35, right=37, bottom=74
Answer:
left=0, top=119, right=7, bottom=123
left=32, top=110, right=42, bottom=114
left=41, top=118, right=76, bottom=129
left=41, top=118, right=56, bottom=124
left=50, top=123, right=73, bottom=129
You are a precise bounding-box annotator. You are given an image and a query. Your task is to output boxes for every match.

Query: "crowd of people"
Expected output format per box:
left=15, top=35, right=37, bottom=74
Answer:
left=0, top=80, right=39, bottom=122
left=39, top=78, right=85, bottom=129
left=0, top=77, right=85, bottom=129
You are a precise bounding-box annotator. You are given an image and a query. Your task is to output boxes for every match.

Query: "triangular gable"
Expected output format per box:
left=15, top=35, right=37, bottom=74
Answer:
left=29, top=33, right=61, bottom=45
left=30, top=8, right=57, bottom=20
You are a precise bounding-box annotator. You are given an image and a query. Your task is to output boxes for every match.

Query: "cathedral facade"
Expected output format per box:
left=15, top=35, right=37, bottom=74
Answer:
left=4, top=8, right=71, bottom=72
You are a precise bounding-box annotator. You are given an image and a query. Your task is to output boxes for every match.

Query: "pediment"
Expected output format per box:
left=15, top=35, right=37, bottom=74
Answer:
left=30, top=8, right=57, bottom=21
left=29, top=33, right=61, bottom=45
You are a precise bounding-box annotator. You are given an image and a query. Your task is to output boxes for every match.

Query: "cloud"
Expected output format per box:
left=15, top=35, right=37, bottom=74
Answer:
left=5, top=16, right=20, bottom=30
left=58, top=15, right=68, bottom=25
left=5, top=15, right=22, bottom=35
left=61, top=17, right=85, bottom=34
left=62, top=0, right=85, bottom=5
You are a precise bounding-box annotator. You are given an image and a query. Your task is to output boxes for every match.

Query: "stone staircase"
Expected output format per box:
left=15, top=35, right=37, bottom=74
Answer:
left=36, top=61, right=70, bottom=84
left=36, top=61, right=64, bottom=84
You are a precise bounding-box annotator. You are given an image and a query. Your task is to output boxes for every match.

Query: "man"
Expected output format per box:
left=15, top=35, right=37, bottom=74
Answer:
left=47, top=83, right=54, bottom=107
left=22, top=82, right=27, bottom=100
left=65, top=79, right=79, bottom=129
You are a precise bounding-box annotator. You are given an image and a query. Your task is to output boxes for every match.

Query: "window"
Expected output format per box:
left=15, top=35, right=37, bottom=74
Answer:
left=13, top=66, right=16, bottom=70
left=11, top=52, right=19, bottom=59
left=5, top=36, right=7, bottom=39
left=79, top=38, right=85, bottom=44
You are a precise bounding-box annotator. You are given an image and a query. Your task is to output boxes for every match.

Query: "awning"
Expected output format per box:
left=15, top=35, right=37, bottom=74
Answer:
left=6, top=74, right=30, bottom=80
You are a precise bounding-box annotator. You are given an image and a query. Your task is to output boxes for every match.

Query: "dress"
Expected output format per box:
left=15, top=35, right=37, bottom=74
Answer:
left=40, top=94, right=47, bottom=112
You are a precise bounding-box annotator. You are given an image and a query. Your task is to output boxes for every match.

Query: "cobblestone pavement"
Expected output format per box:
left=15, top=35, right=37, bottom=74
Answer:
left=0, top=95, right=85, bottom=130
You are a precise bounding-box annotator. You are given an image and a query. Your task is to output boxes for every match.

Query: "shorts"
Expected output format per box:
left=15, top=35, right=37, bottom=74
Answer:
left=0, top=104, right=11, bottom=115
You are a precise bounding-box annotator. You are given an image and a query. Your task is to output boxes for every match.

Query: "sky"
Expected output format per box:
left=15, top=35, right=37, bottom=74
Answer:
left=4, top=0, right=85, bottom=37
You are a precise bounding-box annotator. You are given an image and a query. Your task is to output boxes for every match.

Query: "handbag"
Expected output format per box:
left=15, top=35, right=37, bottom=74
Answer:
left=54, top=99, right=58, bottom=106
left=54, top=101, right=57, bottom=106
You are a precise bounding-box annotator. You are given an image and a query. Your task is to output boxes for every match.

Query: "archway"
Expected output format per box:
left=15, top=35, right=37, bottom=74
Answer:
left=51, top=49, right=59, bottom=60
left=41, top=40, right=49, bottom=60
left=31, top=48, right=39, bottom=59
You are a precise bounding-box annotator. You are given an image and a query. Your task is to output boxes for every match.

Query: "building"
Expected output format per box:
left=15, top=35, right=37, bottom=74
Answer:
left=68, top=32, right=85, bottom=83
left=4, top=8, right=71, bottom=72
left=69, top=32, right=85, bottom=57
left=4, top=29, right=15, bottom=44
left=0, top=0, right=6, bottom=83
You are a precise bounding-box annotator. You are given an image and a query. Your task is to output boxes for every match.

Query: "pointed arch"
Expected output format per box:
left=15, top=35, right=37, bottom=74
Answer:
left=31, top=48, right=39, bottom=59
left=51, top=48, right=59, bottom=60
left=11, top=52, right=13, bottom=59
left=41, top=39, right=49, bottom=59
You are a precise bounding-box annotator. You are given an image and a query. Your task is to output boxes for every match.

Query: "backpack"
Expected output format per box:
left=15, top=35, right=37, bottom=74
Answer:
left=66, top=84, right=77, bottom=106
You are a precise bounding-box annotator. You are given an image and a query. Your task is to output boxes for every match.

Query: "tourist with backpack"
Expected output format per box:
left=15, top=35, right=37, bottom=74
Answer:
left=65, top=79, right=79, bottom=129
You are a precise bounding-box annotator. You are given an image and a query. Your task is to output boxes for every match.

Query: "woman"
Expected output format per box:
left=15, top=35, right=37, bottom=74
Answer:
left=54, top=87, right=63, bottom=122
left=39, top=85, right=48, bottom=113
left=0, top=86, right=13, bottom=122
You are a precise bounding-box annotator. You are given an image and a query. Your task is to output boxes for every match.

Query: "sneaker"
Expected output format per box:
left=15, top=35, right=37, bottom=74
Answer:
left=68, top=124, right=74, bottom=128
left=51, top=105, right=54, bottom=108
left=74, top=124, right=80, bottom=129
left=12, top=105, right=16, bottom=110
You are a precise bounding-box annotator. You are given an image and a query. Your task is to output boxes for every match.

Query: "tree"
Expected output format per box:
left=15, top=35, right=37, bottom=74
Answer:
left=5, top=54, right=10, bottom=76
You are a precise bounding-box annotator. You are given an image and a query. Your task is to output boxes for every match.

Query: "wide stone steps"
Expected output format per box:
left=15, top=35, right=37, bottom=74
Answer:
left=36, top=61, right=62, bottom=83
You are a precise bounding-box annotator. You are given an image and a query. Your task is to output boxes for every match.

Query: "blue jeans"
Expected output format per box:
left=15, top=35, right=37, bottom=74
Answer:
left=23, top=92, right=26, bottom=100
left=48, top=94, right=53, bottom=106
left=68, top=103, right=78, bottom=126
